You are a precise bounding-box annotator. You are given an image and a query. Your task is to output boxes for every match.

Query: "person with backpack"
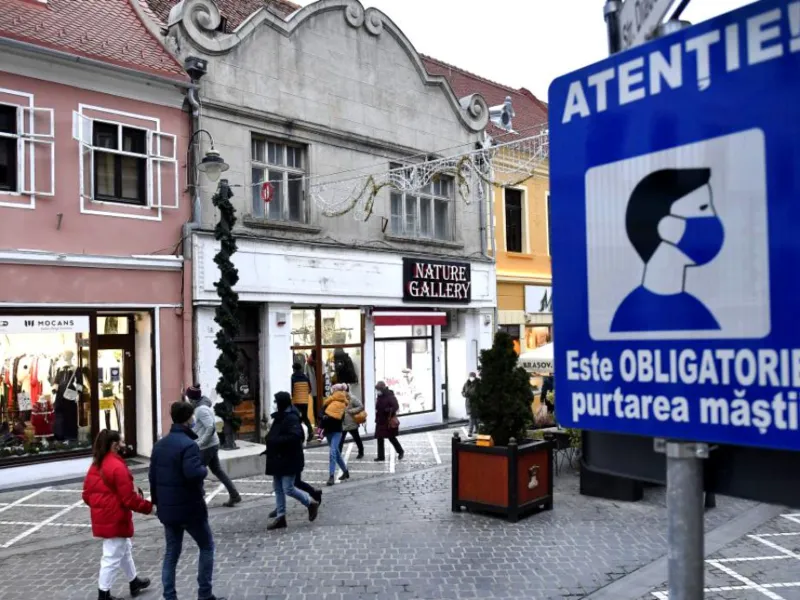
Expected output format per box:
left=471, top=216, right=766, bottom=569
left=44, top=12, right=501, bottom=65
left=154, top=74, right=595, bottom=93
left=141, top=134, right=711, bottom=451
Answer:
left=265, top=391, right=320, bottom=530
left=185, top=385, right=241, bottom=507
left=338, top=384, right=365, bottom=459
left=82, top=429, right=153, bottom=600
left=322, top=383, right=351, bottom=485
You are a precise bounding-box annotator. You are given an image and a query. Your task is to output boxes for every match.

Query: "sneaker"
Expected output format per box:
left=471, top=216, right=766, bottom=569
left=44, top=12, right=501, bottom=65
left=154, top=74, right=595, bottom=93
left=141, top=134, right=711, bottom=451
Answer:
left=129, top=577, right=151, bottom=597
left=308, top=501, right=319, bottom=522
left=338, top=470, right=350, bottom=482
left=222, top=494, right=242, bottom=508
left=267, top=516, right=287, bottom=531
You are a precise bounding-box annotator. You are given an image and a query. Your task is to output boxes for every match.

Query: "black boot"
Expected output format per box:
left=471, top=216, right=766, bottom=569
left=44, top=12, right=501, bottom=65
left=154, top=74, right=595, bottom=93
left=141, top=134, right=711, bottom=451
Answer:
left=222, top=493, right=242, bottom=508
left=311, top=488, right=323, bottom=504
left=129, top=577, right=151, bottom=597
left=308, top=500, right=319, bottom=522
left=326, top=475, right=335, bottom=487
left=339, top=470, right=350, bottom=482
left=98, top=590, right=122, bottom=600
left=267, top=516, right=287, bottom=530
left=268, top=508, right=278, bottom=519
left=356, top=452, right=364, bottom=459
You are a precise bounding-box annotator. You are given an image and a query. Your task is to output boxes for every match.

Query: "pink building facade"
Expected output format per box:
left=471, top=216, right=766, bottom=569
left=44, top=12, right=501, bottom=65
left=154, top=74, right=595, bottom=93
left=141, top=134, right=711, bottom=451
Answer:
left=0, top=0, right=193, bottom=483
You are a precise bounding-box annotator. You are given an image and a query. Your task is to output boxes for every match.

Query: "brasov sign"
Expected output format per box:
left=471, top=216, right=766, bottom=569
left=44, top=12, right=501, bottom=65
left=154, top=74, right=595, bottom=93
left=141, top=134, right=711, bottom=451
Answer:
left=549, top=0, right=800, bottom=451
left=402, top=258, right=471, bottom=304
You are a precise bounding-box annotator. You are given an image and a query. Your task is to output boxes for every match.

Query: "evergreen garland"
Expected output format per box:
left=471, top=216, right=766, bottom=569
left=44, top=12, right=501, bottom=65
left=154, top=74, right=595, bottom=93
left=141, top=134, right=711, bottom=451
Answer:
left=212, top=180, right=242, bottom=435
left=472, top=331, right=533, bottom=446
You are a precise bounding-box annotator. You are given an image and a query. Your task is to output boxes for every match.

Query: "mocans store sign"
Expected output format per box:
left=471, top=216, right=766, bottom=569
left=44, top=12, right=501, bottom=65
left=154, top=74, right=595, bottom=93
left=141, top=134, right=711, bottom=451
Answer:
left=403, top=258, right=471, bottom=304
left=0, top=316, right=90, bottom=335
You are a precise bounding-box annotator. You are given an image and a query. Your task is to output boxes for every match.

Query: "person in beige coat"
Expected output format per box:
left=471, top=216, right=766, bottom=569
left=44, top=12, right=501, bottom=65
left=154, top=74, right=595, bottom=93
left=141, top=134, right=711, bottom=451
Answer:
left=338, top=384, right=364, bottom=459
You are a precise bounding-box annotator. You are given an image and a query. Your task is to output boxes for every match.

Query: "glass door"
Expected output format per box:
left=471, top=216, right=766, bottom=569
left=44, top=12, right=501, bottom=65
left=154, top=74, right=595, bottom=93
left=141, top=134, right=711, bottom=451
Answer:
left=96, top=316, right=136, bottom=455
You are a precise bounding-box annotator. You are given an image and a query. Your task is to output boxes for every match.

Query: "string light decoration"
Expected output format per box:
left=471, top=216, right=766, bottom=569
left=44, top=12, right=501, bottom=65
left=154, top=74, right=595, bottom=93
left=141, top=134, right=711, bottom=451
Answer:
left=309, top=128, right=550, bottom=221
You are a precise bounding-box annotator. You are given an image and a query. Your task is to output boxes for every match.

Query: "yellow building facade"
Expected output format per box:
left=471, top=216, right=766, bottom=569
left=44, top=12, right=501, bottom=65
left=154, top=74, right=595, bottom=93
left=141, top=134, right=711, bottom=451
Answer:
left=494, top=162, right=551, bottom=354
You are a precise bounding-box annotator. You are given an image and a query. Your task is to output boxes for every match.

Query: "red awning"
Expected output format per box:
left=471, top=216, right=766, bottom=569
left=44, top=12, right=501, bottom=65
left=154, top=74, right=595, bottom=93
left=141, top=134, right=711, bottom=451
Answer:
left=373, top=311, right=447, bottom=326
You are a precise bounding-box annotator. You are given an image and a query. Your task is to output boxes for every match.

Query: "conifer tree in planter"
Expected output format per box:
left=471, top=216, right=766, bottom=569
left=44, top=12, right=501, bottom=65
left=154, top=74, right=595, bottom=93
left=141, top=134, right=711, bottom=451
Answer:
left=212, top=180, right=242, bottom=450
left=452, top=331, right=554, bottom=521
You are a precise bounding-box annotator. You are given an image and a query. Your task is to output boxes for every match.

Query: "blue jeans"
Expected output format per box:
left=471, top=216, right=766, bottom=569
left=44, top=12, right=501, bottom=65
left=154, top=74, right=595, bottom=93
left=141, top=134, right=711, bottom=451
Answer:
left=162, top=519, right=215, bottom=600
left=273, top=475, right=310, bottom=517
left=326, top=431, right=348, bottom=476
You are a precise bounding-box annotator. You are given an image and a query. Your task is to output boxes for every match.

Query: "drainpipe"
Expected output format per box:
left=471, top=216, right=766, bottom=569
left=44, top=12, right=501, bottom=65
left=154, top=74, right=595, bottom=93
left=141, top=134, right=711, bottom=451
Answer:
left=184, top=80, right=203, bottom=386
left=483, top=133, right=499, bottom=332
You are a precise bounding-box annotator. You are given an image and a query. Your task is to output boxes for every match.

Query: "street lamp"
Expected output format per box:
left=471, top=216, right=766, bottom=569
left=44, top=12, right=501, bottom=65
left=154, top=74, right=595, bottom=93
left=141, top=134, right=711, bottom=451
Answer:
left=198, top=147, right=229, bottom=182
left=188, top=129, right=229, bottom=182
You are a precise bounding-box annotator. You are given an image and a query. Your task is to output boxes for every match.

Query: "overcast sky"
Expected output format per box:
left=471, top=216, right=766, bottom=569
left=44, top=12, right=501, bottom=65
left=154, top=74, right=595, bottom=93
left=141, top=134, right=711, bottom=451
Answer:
left=295, top=0, right=755, bottom=101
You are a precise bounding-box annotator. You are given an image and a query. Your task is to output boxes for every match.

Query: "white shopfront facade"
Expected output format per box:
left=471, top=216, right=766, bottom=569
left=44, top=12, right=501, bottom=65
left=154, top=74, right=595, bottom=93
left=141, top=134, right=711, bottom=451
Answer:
left=193, top=234, right=497, bottom=434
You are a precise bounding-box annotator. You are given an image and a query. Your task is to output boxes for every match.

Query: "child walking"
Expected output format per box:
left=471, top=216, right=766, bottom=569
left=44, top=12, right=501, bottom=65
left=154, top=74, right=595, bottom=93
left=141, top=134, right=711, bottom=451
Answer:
left=83, top=429, right=153, bottom=600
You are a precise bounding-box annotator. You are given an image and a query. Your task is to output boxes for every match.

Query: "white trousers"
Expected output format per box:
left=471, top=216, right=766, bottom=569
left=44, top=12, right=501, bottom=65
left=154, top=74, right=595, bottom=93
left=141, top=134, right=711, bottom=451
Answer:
left=98, top=538, right=137, bottom=591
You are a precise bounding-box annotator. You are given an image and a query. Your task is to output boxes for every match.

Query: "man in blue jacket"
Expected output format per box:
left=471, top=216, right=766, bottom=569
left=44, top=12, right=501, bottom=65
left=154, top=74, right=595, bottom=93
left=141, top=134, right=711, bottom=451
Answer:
left=149, top=401, right=225, bottom=600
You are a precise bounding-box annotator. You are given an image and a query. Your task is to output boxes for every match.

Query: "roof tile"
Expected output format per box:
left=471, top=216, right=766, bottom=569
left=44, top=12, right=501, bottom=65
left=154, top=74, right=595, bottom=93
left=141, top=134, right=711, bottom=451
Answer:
left=421, top=54, right=548, bottom=139
left=0, top=0, right=187, bottom=80
left=147, top=0, right=300, bottom=30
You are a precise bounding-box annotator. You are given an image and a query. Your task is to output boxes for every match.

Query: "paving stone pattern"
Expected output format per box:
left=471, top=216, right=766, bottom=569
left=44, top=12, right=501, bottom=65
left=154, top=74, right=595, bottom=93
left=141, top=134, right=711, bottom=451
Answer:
left=641, top=512, right=800, bottom=600
left=0, top=427, right=460, bottom=551
left=0, top=452, right=755, bottom=600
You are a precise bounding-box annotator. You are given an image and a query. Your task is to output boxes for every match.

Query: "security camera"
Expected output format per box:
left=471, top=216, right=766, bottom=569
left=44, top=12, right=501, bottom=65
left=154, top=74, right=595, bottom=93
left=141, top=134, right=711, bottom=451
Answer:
left=489, top=96, right=515, bottom=132
left=185, top=56, right=208, bottom=82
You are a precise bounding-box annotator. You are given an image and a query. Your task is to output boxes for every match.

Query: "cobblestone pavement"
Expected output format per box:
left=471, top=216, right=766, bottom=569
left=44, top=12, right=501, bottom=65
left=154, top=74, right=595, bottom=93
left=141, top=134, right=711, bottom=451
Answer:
left=0, top=449, right=760, bottom=600
left=0, top=426, right=462, bottom=550
left=640, top=512, right=800, bottom=600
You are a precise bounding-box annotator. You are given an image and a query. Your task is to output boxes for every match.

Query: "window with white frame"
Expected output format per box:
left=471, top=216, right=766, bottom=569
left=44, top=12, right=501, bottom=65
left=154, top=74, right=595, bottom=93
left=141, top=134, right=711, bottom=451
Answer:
left=0, top=94, right=54, bottom=200
left=389, top=164, right=454, bottom=241
left=0, top=104, right=18, bottom=192
left=72, top=110, right=178, bottom=210
left=250, top=136, right=306, bottom=222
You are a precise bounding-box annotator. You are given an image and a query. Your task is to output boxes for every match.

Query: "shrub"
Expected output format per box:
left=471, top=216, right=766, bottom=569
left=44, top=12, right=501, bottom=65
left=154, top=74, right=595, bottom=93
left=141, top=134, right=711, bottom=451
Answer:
left=472, top=331, right=533, bottom=446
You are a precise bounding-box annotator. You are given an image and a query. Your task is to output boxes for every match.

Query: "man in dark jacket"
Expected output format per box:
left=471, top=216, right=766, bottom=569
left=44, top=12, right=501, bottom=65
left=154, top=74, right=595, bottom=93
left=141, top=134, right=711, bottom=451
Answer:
left=462, top=372, right=479, bottom=437
left=265, top=392, right=320, bottom=531
left=149, top=402, right=224, bottom=600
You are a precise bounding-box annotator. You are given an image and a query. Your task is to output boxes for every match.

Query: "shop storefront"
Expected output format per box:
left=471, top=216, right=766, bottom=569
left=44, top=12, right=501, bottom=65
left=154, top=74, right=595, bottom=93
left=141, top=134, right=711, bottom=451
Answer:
left=0, top=311, right=159, bottom=468
left=193, top=235, right=497, bottom=434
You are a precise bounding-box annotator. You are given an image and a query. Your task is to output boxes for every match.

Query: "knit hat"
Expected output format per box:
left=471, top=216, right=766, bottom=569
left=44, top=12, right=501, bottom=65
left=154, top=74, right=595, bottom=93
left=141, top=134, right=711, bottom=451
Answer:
left=186, top=385, right=202, bottom=401
left=274, top=391, right=291, bottom=411
left=332, top=383, right=348, bottom=392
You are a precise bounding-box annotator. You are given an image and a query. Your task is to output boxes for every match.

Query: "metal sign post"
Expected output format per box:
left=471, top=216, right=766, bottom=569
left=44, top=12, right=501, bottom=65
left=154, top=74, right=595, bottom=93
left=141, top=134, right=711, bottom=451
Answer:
left=655, top=440, right=709, bottom=599
left=551, top=1, right=800, bottom=598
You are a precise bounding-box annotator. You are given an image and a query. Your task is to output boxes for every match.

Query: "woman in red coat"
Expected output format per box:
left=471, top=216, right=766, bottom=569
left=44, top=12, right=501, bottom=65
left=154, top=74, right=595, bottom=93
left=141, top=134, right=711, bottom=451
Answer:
left=83, top=430, right=153, bottom=600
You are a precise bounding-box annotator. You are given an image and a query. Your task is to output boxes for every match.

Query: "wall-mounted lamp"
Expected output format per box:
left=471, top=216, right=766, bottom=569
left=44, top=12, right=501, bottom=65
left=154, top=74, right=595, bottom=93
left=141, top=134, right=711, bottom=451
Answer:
left=188, top=129, right=229, bottom=183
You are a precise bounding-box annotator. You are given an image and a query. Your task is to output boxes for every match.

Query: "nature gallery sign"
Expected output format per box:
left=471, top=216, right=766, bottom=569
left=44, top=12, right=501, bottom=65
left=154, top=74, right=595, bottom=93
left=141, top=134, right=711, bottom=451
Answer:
left=402, top=258, right=471, bottom=304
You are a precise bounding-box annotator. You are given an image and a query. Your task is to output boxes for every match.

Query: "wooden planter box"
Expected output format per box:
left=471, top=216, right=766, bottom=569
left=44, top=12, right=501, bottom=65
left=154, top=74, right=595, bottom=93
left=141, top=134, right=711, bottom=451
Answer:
left=451, top=434, right=554, bottom=522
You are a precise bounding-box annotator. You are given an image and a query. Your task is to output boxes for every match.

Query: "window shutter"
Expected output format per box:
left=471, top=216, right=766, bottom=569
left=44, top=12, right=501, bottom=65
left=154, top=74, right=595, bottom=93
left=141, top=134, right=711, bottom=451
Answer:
left=20, top=107, right=55, bottom=197
left=147, top=130, right=179, bottom=209
left=72, top=111, right=94, bottom=201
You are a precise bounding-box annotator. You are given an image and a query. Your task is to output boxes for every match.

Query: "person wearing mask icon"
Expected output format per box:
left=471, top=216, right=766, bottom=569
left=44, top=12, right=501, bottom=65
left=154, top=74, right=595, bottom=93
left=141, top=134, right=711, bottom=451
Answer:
left=611, top=168, right=724, bottom=332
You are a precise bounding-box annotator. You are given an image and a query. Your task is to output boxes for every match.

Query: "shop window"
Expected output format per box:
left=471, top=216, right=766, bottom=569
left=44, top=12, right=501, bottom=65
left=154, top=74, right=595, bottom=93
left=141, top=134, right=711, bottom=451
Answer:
left=505, top=188, right=524, bottom=253
left=0, top=104, right=18, bottom=192
left=389, top=164, right=454, bottom=241
left=525, top=325, right=552, bottom=350
left=251, top=137, right=307, bottom=222
left=0, top=316, right=93, bottom=464
left=290, top=308, right=364, bottom=421
left=375, top=325, right=434, bottom=416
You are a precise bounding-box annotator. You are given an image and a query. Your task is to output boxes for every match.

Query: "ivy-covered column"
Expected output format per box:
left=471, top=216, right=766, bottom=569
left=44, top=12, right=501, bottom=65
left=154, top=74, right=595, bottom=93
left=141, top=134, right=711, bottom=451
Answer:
left=212, top=179, right=242, bottom=450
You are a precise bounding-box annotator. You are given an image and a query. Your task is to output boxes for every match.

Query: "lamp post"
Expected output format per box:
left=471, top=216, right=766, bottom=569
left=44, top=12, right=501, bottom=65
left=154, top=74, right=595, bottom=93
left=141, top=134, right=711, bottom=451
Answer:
left=191, top=133, right=240, bottom=450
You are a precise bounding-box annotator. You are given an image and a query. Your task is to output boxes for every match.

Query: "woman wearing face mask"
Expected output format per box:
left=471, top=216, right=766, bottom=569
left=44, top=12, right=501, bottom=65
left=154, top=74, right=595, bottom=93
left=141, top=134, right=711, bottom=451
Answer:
left=611, top=168, right=724, bottom=333
left=83, top=429, right=153, bottom=600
